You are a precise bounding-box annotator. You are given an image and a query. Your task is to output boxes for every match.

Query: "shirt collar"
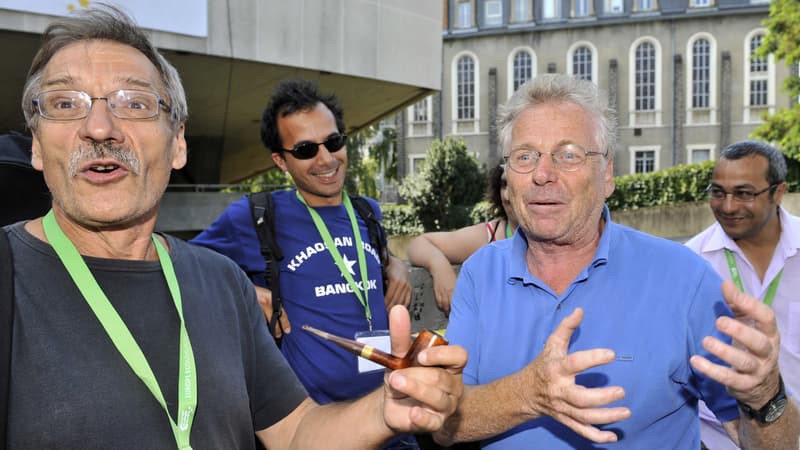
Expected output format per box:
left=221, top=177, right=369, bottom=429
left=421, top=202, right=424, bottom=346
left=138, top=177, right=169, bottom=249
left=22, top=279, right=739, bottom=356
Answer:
left=508, top=205, right=612, bottom=281
left=700, top=206, right=799, bottom=258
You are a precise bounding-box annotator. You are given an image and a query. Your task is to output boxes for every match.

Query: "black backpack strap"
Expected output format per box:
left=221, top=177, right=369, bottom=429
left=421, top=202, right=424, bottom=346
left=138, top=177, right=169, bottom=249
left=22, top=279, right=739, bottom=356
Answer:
left=0, top=228, right=14, bottom=450
left=350, top=196, right=390, bottom=291
left=247, top=192, right=284, bottom=346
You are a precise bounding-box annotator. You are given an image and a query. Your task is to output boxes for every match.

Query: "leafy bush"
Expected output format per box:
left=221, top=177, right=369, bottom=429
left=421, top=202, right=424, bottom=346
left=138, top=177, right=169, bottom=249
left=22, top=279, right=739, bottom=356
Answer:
left=607, top=161, right=714, bottom=210
left=469, top=200, right=494, bottom=224
left=399, top=138, right=486, bottom=231
left=382, top=204, right=423, bottom=236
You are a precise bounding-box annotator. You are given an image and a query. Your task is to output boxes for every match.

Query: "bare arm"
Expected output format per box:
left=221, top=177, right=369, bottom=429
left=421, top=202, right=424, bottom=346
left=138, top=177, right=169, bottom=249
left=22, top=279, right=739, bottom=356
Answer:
left=258, top=306, right=467, bottom=450
left=406, top=224, right=490, bottom=315
left=691, top=281, right=800, bottom=450
left=434, top=308, right=630, bottom=446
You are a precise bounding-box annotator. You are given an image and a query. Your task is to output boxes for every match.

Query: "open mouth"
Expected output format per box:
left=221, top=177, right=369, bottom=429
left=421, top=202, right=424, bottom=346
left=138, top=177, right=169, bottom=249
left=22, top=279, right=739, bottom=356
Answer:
left=88, top=163, right=120, bottom=173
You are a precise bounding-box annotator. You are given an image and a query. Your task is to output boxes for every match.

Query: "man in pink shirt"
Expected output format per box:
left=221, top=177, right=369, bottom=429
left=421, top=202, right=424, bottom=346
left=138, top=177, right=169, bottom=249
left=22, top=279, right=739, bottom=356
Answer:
left=686, top=140, right=800, bottom=449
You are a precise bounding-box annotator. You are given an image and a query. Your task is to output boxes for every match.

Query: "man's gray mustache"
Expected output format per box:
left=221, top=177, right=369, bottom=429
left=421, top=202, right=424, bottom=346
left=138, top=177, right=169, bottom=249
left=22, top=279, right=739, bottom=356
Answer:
left=68, top=144, right=141, bottom=176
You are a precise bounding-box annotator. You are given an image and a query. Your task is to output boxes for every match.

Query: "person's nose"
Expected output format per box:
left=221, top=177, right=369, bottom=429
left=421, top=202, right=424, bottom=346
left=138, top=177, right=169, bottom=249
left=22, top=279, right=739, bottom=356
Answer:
left=79, top=98, right=124, bottom=143
left=315, top=143, right=339, bottom=164
left=719, top=193, right=738, bottom=213
left=531, top=152, right=558, bottom=185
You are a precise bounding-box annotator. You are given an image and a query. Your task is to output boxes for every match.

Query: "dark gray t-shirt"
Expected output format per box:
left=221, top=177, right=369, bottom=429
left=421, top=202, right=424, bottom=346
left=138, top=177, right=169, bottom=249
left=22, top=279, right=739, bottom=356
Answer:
left=5, top=222, right=307, bottom=449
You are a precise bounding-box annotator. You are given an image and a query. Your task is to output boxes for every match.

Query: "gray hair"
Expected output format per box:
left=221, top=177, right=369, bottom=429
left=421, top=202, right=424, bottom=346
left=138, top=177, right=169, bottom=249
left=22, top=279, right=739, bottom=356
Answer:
left=21, top=3, right=187, bottom=130
left=720, top=140, right=787, bottom=186
left=498, top=74, right=617, bottom=159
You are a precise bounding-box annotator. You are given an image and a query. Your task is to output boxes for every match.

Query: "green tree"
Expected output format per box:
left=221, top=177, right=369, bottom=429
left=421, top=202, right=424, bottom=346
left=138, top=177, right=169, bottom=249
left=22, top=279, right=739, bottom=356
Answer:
left=345, top=128, right=379, bottom=199
left=752, top=0, right=800, bottom=161
left=399, top=138, right=485, bottom=231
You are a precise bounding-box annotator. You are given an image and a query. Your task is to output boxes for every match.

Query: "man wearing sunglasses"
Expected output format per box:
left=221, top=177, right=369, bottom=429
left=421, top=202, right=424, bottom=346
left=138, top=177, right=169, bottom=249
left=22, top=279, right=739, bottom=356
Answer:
left=686, top=140, right=800, bottom=449
left=192, top=79, right=417, bottom=447
left=4, top=5, right=465, bottom=449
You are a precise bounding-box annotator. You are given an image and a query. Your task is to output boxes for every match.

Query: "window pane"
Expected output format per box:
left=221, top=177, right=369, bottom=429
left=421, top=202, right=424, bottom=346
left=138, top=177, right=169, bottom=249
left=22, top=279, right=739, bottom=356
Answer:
left=457, top=56, right=475, bottom=120
left=750, top=79, right=768, bottom=106
left=513, top=51, right=533, bottom=92
left=606, top=0, right=624, bottom=13
left=458, top=1, right=472, bottom=28
left=514, top=0, right=530, bottom=21
left=575, top=0, right=589, bottom=16
left=485, top=0, right=502, bottom=26
left=572, top=47, right=593, bottom=81
left=692, top=39, right=710, bottom=108
left=543, top=0, right=560, bottom=18
left=635, top=150, right=655, bottom=173
left=691, top=149, right=710, bottom=163
left=635, top=43, right=656, bottom=111
left=413, top=99, right=428, bottom=122
left=750, top=34, right=767, bottom=73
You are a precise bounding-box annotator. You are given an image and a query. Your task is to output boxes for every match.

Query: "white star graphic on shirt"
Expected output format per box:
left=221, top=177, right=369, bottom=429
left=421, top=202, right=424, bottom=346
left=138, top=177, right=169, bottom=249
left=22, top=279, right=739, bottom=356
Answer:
left=342, top=254, right=357, bottom=277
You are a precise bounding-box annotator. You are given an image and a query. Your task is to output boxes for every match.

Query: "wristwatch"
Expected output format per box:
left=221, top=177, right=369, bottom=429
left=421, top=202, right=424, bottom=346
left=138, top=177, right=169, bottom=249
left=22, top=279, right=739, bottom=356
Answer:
left=737, top=376, right=788, bottom=424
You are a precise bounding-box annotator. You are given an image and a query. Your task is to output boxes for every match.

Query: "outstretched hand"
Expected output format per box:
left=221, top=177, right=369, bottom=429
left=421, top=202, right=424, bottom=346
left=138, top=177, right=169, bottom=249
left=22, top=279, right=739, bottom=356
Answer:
left=381, top=305, right=466, bottom=433
left=690, top=280, right=782, bottom=408
left=521, top=308, right=630, bottom=443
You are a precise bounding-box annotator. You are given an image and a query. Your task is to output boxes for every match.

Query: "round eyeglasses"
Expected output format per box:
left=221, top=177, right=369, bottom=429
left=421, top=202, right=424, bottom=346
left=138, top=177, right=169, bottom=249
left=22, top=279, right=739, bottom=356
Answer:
left=33, top=89, right=172, bottom=121
left=503, top=144, right=606, bottom=173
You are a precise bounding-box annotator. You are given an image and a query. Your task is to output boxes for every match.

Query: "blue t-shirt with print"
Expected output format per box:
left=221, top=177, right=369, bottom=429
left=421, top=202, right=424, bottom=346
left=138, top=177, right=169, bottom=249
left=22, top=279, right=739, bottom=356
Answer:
left=191, top=190, right=387, bottom=404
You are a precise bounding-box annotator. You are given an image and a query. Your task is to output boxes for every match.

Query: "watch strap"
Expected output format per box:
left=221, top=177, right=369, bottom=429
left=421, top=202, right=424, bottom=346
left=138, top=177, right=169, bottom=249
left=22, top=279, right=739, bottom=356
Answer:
left=737, top=376, right=788, bottom=424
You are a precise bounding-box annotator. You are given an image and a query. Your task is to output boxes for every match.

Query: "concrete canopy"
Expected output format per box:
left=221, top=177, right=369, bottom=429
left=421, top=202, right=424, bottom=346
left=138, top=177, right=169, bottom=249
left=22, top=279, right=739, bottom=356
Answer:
left=0, top=29, right=434, bottom=184
left=0, top=1, right=442, bottom=184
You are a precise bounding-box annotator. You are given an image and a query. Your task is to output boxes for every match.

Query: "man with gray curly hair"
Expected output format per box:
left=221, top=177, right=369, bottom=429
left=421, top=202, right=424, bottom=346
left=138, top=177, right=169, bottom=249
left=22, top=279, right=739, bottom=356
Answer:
left=434, top=74, right=799, bottom=449
left=2, top=4, right=465, bottom=449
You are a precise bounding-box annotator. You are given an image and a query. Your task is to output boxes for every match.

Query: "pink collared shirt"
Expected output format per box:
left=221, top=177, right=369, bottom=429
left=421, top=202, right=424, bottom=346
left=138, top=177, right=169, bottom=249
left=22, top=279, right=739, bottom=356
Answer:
left=686, top=207, right=800, bottom=449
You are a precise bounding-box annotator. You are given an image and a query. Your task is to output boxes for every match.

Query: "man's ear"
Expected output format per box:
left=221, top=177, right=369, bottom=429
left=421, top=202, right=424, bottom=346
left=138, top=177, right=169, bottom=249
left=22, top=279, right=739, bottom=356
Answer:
left=171, top=124, right=188, bottom=170
left=772, top=181, right=787, bottom=205
left=31, top=132, right=43, bottom=172
left=271, top=152, right=288, bottom=172
left=604, top=158, right=615, bottom=199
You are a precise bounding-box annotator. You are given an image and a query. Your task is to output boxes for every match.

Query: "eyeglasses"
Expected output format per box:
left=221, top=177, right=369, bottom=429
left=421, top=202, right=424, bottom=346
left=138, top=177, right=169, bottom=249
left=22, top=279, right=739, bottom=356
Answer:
left=33, top=89, right=171, bottom=121
left=503, top=143, right=606, bottom=173
left=705, top=184, right=777, bottom=202
left=282, top=134, right=347, bottom=160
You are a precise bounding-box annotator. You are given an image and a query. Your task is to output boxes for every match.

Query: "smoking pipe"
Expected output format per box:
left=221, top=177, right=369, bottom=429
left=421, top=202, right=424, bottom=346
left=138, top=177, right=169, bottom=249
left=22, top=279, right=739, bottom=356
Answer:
left=301, top=324, right=448, bottom=370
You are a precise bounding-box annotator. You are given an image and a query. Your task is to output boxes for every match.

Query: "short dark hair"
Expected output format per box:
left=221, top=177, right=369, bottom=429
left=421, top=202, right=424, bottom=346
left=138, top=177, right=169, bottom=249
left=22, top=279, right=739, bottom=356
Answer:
left=486, top=161, right=507, bottom=221
left=21, top=3, right=187, bottom=130
left=260, top=79, right=345, bottom=154
left=719, top=140, right=787, bottom=186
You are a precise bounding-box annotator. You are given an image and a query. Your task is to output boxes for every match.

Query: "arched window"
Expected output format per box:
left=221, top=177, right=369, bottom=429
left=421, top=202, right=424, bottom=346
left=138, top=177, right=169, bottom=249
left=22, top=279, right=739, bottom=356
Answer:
left=451, top=52, right=481, bottom=134
left=635, top=42, right=656, bottom=111
left=628, top=37, right=662, bottom=126
left=513, top=51, right=532, bottom=91
left=744, top=29, right=774, bottom=122
left=691, top=39, right=710, bottom=108
left=507, top=47, right=536, bottom=98
left=572, top=46, right=593, bottom=81
left=457, top=55, right=475, bottom=120
left=686, top=33, right=717, bottom=125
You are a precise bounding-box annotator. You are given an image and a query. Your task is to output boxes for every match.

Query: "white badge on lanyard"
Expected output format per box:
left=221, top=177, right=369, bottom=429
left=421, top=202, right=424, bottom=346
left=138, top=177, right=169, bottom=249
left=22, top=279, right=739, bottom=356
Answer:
left=354, top=330, right=391, bottom=373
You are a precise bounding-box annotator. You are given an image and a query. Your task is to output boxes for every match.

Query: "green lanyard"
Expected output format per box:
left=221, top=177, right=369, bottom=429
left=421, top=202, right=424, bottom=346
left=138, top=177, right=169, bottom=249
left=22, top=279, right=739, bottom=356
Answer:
left=724, top=248, right=783, bottom=307
left=505, top=222, right=513, bottom=239
left=296, top=192, right=372, bottom=329
left=43, top=210, right=196, bottom=449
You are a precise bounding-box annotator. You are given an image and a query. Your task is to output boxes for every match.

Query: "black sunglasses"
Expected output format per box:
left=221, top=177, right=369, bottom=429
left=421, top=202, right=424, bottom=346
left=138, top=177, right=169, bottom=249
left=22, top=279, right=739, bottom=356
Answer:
left=282, top=134, right=347, bottom=160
